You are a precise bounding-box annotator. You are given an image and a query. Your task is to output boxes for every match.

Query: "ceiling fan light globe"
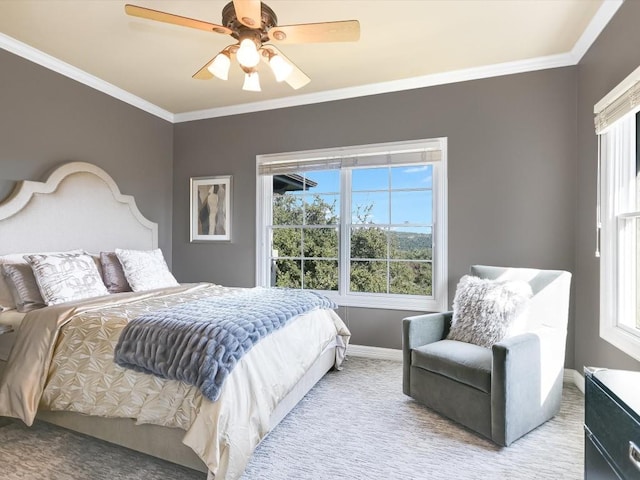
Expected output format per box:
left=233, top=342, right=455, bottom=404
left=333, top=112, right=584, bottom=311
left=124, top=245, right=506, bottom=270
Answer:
left=237, top=38, right=261, bottom=68
left=269, top=54, right=293, bottom=82
left=208, top=53, right=231, bottom=80
left=242, top=72, right=261, bottom=92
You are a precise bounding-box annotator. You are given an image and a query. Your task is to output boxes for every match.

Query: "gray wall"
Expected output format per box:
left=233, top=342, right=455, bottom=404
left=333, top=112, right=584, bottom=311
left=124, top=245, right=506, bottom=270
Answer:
left=0, top=50, right=174, bottom=262
left=574, top=0, right=640, bottom=372
left=0, top=29, right=584, bottom=360
left=173, top=68, right=577, bottom=356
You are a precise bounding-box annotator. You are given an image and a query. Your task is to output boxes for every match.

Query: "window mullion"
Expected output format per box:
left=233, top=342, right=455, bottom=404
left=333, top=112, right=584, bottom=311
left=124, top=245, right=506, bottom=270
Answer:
left=256, top=175, right=273, bottom=287
left=387, top=167, right=391, bottom=294
left=340, top=169, right=351, bottom=296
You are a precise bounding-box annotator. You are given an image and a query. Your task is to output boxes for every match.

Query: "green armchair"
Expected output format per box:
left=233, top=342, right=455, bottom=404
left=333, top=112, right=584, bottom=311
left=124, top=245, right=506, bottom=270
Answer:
left=402, top=265, right=572, bottom=446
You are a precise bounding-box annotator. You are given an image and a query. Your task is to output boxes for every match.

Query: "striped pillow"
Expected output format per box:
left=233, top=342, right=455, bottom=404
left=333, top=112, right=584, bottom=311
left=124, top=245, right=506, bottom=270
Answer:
left=1, top=263, right=46, bottom=312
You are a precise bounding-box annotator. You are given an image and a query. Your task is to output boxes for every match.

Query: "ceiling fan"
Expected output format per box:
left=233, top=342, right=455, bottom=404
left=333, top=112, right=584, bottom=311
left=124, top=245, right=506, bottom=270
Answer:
left=125, top=1, right=360, bottom=92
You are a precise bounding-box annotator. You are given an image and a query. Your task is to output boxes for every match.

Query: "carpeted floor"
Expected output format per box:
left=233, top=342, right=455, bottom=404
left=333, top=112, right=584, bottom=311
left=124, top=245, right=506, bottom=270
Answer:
left=0, top=357, right=584, bottom=480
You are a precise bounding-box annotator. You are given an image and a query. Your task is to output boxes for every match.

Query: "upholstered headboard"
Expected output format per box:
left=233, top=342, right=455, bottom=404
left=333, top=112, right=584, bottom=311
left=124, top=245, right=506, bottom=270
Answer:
left=0, top=162, right=157, bottom=255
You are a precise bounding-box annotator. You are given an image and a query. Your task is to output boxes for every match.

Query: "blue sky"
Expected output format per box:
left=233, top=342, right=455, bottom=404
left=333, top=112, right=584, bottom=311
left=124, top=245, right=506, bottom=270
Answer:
left=298, top=165, right=433, bottom=227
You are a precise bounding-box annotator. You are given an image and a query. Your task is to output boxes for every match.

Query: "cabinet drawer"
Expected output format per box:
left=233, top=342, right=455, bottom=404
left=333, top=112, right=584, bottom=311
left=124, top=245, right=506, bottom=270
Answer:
left=586, top=377, right=640, bottom=480
left=586, top=430, right=624, bottom=479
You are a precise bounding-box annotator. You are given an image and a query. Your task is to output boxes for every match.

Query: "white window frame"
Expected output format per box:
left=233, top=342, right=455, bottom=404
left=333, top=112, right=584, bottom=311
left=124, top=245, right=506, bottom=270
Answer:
left=256, top=138, right=448, bottom=312
left=596, top=65, right=640, bottom=360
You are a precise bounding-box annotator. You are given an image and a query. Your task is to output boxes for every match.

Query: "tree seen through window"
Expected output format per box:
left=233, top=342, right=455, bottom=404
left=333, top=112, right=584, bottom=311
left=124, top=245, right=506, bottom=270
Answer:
left=270, top=166, right=433, bottom=296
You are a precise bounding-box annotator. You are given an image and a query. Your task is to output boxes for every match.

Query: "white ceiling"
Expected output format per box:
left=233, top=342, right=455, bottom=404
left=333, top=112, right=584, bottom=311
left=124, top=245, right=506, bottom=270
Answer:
left=0, top=0, right=622, bottom=122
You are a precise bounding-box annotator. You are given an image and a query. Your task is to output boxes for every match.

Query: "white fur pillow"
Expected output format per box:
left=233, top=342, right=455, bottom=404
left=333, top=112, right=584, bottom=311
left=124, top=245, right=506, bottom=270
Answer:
left=115, top=248, right=178, bottom=292
left=447, top=275, right=533, bottom=348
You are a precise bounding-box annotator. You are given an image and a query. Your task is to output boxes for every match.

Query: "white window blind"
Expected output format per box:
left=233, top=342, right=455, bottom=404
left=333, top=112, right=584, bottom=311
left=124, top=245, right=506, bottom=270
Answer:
left=595, top=64, right=640, bottom=135
left=258, top=139, right=443, bottom=175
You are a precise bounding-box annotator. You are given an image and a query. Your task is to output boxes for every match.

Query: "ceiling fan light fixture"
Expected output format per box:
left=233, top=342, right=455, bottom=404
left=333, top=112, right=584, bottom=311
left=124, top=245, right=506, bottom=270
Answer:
left=269, top=54, right=293, bottom=82
left=207, top=52, right=231, bottom=80
left=236, top=38, right=261, bottom=68
left=242, top=71, right=261, bottom=92
left=125, top=2, right=360, bottom=93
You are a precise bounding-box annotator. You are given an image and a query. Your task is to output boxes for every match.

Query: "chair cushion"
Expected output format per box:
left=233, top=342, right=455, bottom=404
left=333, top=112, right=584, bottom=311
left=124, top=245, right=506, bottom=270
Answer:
left=412, top=340, right=492, bottom=393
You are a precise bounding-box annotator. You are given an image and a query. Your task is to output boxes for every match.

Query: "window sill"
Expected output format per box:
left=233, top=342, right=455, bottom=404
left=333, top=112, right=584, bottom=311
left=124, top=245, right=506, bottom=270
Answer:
left=600, top=323, right=640, bottom=362
left=322, top=291, right=446, bottom=312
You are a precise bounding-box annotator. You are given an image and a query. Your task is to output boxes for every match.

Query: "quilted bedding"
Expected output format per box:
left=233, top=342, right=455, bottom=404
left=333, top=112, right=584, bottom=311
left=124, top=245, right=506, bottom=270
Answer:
left=0, top=283, right=350, bottom=479
left=114, top=288, right=337, bottom=402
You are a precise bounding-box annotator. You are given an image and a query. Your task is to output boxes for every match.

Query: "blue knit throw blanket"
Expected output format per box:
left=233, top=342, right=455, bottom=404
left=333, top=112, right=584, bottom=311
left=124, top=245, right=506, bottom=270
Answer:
left=114, top=288, right=336, bottom=402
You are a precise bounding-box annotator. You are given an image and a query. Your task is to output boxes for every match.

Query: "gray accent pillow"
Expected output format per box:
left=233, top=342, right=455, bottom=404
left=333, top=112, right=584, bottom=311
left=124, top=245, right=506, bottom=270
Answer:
left=447, top=275, right=533, bottom=348
left=100, top=252, right=131, bottom=294
left=115, top=248, right=179, bottom=292
left=24, top=252, right=109, bottom=306
left=1, top=263, right=46, bottom=312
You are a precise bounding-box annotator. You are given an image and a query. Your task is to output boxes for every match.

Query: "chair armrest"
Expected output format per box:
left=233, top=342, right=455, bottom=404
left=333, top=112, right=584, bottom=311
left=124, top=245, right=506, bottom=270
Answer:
left=491, top=327, right=566, bottom=446
left=402, top=312, right=452, bottom=395
left=402, top=312, right=452, bottom=350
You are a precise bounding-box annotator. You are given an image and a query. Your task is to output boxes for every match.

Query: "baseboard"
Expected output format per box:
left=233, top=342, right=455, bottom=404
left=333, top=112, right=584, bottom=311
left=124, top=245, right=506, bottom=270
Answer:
left=347, top=344, right=403, bottom=362
left=565, top=368, right=585, bottom=393
left=348, top=344, right=586, bottom=393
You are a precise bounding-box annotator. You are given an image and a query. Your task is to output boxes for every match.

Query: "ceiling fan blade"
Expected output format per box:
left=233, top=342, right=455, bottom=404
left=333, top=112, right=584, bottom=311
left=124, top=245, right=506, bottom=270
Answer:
left=268, top=20, right=360, bottom=44
left=283, top=64, right=311, bottom=90
left=192, top=58, right=215, bottom=80
left=125, top=4, right=232, bottom=35
left=261, top=45, right=310, bottom=90
left=232, top=0, right=262, bottom=29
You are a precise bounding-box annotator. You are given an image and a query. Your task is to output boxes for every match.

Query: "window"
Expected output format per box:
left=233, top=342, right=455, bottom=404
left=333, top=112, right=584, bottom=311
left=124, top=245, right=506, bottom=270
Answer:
left=596, top=65, right=640, bottom=360
left=256, top=139, right=447, bottom=311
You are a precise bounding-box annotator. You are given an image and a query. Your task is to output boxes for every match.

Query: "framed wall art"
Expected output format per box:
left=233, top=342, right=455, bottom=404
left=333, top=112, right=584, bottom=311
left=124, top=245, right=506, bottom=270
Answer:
left=190, top=175, right=232, bottom=242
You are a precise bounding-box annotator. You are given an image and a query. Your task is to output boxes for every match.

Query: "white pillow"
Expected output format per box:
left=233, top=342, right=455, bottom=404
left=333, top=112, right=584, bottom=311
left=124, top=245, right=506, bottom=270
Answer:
left=0, top=249, right=84, bottom=311
left=24, top=252, right=109, bottom=306
left=447, top=275, right=533, bottom=348
left=115, top=248, right=178, bottom=292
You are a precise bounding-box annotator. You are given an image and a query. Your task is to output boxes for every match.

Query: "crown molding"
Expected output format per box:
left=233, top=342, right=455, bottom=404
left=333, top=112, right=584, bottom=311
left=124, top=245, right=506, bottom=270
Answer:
left=0, top=0, right=623, bottom=124
left=0, top=33, right=174, bottom=123
left=569, top=0, right=624, bottom=63
left=174, top=52, right=575, bottom=123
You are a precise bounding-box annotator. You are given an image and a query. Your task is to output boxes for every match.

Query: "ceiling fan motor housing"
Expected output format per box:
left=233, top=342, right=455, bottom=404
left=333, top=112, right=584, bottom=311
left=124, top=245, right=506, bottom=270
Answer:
left=222, top=1, right=278, bottom=43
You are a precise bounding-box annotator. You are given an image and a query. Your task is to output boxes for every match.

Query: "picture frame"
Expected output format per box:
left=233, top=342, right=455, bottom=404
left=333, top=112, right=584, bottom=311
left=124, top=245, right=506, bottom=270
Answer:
left=190, top=175, right=232, bottom=242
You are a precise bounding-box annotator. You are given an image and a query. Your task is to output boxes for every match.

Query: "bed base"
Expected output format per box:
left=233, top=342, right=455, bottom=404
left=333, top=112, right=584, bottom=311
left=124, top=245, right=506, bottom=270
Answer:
left=34, top=344, right=337, bottom=474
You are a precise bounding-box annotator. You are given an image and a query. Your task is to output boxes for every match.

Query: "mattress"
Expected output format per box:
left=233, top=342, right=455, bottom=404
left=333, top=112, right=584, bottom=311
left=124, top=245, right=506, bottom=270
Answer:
left=0, top=310, right=25, bottom=361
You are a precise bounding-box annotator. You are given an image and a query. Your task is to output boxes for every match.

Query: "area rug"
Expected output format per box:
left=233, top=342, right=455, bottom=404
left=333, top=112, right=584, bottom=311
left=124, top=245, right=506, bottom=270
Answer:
left=0, top=357, right=583, bottom=479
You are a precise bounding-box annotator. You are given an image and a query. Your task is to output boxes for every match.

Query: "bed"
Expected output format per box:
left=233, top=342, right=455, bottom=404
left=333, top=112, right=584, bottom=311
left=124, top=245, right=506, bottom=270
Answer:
left=0, top=162, right=350, bottom=479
